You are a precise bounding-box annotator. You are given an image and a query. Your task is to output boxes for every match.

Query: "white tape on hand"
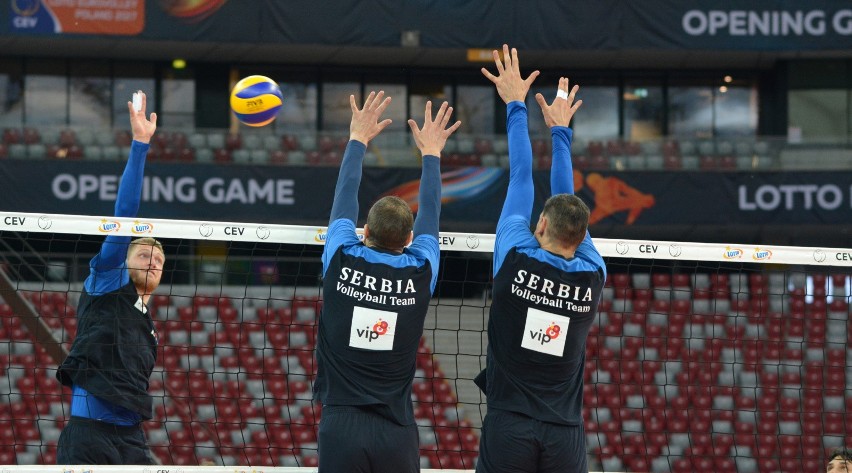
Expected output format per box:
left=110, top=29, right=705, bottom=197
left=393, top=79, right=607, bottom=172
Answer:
left=132, top=92, right=142, bottom=112
left=556, top=89, right=569, bottom=101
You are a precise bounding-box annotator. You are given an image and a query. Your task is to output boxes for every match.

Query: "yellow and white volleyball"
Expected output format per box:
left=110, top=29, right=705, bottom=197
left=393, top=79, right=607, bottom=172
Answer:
left=230, top=75, right=283, bottom=127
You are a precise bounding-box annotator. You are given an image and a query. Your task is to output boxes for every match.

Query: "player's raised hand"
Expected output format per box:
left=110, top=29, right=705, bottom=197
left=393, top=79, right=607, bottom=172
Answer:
left=128, top=91, right=157, bottom=144
left=408, top=101, right=462, bottom=157
left=481, top=44, right=540, bottom=104
left=350, top=90, right=393, bottom=146
left=535, top=77, right=582, bottom=128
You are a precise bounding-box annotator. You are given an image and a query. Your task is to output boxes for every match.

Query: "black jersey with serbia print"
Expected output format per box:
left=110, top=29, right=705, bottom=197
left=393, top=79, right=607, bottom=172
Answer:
left=482, top=222, right=605, bottom=425
left=313, top=140, right=441, bottom=427
left=475, top=101, right=606, bottom=426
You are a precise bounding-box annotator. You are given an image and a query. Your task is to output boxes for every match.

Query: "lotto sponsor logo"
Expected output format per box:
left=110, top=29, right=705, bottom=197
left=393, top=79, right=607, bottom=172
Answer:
left=752, top=247, right=772, bottom=261
left=131, top=220, right=154, bottom=234
left=98, top=219, right=121, bottom=233
left=723, top=246, right=743, bottom=260
left=315, top=228, right=365, bottom=243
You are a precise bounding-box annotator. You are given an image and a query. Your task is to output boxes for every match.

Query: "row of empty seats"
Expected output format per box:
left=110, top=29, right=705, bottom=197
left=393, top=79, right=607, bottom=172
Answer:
left=0, top=126, right=780, bottom=170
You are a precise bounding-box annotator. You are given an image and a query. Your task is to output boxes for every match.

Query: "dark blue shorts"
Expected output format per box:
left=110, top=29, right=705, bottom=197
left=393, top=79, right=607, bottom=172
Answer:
left=56, top=416, right=155, bottom=465
left=318, top=405, right=420, bottom=473
left=476, top=408, right=587, bottom=473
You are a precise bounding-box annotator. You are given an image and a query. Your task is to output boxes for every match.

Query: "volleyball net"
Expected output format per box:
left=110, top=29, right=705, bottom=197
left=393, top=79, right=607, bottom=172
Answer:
left=0, top=212, right=850, bottom=473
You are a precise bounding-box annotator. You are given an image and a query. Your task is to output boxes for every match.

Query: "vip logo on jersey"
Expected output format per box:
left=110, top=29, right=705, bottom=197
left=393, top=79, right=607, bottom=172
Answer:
left=98, top=219, right=121, bottom=233
left=131, top=220, right=154, bottom=234
left=372, top=319, right=389, bottom=336
left=521, top=308, right=570, bottom=357
left=349, top=306, right=397, bottom=351
left=545, top=323, right=561, bottom=340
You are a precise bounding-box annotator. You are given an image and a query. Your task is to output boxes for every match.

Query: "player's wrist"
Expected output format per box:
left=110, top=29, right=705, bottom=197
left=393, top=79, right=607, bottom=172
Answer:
left=132, top=136, right=151, bottom=144
left=350, top=135, right=369, bottom=146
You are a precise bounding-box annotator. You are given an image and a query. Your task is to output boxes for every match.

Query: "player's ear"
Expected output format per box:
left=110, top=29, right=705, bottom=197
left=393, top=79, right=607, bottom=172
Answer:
left=406, top=231, right=414, bottom=247
left=536, top=215, right=547, bottom=236
left=363, top=224, right=370, bottom=240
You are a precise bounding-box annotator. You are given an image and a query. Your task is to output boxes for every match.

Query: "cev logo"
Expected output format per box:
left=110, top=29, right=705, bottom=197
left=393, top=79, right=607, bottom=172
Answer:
left=98, top=219, right=121, bottom=233
left=131, top=221, right=154, bottom=234
left=752, top=247, right=772, bottom=261
left=723, top=246, right=743, bottom=260
left=12, top=0, right=39, bottom=16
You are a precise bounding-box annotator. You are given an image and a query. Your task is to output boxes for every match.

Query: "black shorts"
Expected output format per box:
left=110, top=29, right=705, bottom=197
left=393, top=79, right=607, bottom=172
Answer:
left=318, top=405, right=420, bottom=473
left=56, top=416, right=155, bottom=465
left=476, top=408, right=587, bottom=473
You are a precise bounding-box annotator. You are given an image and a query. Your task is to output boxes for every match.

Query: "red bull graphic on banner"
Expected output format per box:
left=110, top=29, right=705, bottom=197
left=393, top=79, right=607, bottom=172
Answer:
left=159, top=0, right=226, bottom=22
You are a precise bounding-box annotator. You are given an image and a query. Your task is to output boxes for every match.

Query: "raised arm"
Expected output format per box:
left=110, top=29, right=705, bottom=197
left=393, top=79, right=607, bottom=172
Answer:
left=322, top=91, right=392, bottom=275
left=328, top=91, right=393, bottom=225
left=535, top=78, right=582, bottom=195
left=408, top=101, right=461, bottom=238
left=92, top=92, right=157, bottom=271
left=481, top=44, right=540, bottom=224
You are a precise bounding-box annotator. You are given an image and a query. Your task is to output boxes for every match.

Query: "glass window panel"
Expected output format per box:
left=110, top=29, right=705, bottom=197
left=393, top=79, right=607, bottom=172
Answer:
left=114, top=78, right=155, bottom=125
left=69, top=77, right=111, bottom=128
left=363, top=83, right=406, bottom=133
left=669, top=87, right=713, bottom=138
left=455, top=85, right=494, bottom=135
left=161, top=78, right=195, bottom=129
left=623, top=82, right=663, bottom=140
left=0, top=60, right=24, bottom=127
left=408, top=79, right=452, bottom=121
left=714, top=86, right=757, bottom=137
left=526, top=84, right=552, bottom=138
left=277, top=81, right=317, bottom=132
left=322, top=82, right=359, bottom=131
left=574, top=86, right=619, bottom=140
left=69, top=61, right=110, bottom=128
left=25, top=74, right=68, bottom=126
left=788, top=89, right=849, bottom=144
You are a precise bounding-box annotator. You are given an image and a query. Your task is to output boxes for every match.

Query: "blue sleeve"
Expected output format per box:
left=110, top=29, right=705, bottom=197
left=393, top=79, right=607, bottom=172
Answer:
left=323, top=141, right=367, bottom=278
left=329, top=140, right=366, bottom=225
left=575, top=233, right=607, bottom=281
left=406, top=234, right=440, bottom=293
left=498, top=101, right=534, bottom=224
left=494, top=101, right=535, bottom=275
left=322, top=219, right=361, bottom=278
left=550, top=126, right=574, bottom=195
left=494, top=216, right=538, bottom=275
left=85, top=140, right=149, bottom=295
left=412, top=155, right=440, bottom=238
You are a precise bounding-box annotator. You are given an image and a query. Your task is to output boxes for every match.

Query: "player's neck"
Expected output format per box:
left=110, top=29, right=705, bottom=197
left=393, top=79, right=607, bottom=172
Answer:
left=135, top=287, right=154, bottom=306
left=365, top=239, right=404, bottom=254
left=537, top=236, right=575, bottom=259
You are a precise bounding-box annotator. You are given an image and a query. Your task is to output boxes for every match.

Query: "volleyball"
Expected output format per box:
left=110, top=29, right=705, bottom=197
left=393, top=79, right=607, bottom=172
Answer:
left=229, top=75, right=283, bottom=127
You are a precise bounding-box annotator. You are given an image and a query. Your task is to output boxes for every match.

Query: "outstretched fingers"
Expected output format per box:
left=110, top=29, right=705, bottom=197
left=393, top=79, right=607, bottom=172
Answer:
left=407, top=119, right=421, bottom=135
left=445, top=119, right=462, bottom=137
left=494, top=48, right=506, bottom=75
left=534, top=92, right=549, bottom=110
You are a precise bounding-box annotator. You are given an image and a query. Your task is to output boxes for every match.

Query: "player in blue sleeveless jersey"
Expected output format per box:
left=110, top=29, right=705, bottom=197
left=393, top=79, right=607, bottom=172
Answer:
left=56, top=92, right=163, bottom=465
left=314, top=91, right=461, bottom=473
left=475, top=45, right=607, bottom=473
